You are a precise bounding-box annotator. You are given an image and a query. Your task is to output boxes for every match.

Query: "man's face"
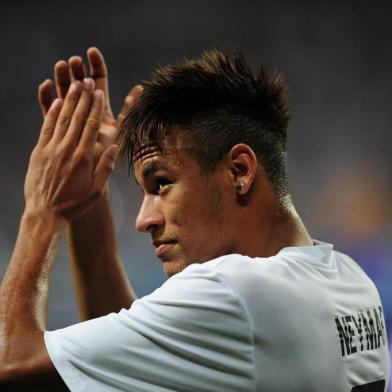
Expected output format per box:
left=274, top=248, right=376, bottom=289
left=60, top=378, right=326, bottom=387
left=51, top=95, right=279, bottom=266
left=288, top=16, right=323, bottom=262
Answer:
left=133, top=136, right=234, bottom=277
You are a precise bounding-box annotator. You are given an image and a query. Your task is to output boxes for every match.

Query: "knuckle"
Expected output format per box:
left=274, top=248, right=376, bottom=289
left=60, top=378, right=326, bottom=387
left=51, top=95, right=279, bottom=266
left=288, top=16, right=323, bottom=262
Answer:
left=30, top=146, right=40, bottom=161
left=85, top=117, right=100, bottom=129
left=42, top=119, right=53, bottom=130
left=41, top=126, right=51, bottom=138
left=47, top=108, right=58, bottom=120
left=73, top=112, right=87, bottom=124
left=55, top=143, right=72, bottom=158
left=66, top=90, right=79, bottom=101
left=44, top=139, right=55, bottom=151
left=73, top=150, right=90, bottom=165
left=58, top=114, right=72, bottom=128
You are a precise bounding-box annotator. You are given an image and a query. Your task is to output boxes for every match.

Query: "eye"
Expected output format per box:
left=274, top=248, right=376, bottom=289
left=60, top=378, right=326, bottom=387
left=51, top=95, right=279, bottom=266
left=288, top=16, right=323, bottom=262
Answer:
left=156, top=177, right=171, bottom=193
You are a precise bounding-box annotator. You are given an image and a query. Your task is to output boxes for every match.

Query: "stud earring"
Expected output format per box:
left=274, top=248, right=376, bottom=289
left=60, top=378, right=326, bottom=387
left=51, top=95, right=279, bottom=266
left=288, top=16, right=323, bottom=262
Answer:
left=237, top=180, right=246, bottom=193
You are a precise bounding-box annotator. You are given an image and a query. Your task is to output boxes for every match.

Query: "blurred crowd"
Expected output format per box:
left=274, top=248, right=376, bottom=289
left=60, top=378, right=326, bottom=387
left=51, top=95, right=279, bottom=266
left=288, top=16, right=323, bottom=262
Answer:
left=0, top=0, right=390, bottom=384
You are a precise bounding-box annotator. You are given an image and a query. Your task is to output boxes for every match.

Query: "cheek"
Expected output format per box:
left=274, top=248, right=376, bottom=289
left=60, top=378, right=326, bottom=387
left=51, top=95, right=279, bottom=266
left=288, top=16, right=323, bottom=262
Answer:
left=164, top=180, right=225, bottom=238
left=169, top=199, right=198, bottom=228
left=165, top=186, right=202, bottom=226
left=178, top=187, right=225, bottom=233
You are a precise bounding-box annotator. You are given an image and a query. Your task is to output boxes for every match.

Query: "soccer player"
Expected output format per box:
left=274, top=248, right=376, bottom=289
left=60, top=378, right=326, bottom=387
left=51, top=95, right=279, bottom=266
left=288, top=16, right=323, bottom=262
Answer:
left=0, top=47, right=389, bottom=391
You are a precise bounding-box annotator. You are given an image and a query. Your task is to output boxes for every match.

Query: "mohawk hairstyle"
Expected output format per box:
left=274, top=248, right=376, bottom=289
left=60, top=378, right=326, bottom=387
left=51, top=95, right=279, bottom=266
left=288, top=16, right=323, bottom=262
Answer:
left=118, top=48, right=291, bottom=197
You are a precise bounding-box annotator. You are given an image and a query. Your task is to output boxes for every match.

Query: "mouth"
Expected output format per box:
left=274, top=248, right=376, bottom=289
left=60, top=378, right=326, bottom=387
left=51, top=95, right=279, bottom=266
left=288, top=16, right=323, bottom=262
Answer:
left=153, top=240, right=177, bottom=257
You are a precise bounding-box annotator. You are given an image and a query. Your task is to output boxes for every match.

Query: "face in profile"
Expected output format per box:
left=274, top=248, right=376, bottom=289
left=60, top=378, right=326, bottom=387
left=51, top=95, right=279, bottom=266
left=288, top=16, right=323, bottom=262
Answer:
left=133, top=137, right=234, bottom=277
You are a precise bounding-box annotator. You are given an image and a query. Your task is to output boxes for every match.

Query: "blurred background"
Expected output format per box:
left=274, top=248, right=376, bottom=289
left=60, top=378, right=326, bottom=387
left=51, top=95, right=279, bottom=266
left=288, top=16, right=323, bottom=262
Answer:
left=0, top=0, right=391, bottom=381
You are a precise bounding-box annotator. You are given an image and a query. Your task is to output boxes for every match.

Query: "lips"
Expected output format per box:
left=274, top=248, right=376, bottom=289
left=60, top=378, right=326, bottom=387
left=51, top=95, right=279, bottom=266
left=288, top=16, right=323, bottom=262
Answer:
left=153, top=240, right=176, bottom=257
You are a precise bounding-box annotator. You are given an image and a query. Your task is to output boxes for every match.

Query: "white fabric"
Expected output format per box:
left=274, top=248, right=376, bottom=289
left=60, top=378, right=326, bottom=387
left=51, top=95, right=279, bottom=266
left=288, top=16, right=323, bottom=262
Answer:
left=44, top=240, right=390, bottom=391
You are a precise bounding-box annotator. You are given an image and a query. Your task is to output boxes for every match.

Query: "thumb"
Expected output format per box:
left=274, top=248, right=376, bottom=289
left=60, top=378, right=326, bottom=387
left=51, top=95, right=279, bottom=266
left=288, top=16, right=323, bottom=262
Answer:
left=38, top=79, right=54, bottom=118
left=116, top=85, right=143, bottom=126
left=93, top=144, right=120, bottom=192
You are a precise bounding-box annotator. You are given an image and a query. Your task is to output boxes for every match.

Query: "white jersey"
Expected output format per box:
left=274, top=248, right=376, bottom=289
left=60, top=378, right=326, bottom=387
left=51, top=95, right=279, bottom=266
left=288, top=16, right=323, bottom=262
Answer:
left=44, top=240, right=390, bottom=391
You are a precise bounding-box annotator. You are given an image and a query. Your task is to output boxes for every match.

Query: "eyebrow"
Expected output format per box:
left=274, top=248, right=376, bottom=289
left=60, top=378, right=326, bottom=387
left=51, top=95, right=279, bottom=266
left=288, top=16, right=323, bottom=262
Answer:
left=134, top=161, right=168, bottom=185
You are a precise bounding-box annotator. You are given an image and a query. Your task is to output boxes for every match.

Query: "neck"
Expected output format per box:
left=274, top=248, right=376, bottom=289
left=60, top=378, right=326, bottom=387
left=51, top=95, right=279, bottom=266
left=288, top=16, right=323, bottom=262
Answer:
left=232, top=195, right=313, bottom=258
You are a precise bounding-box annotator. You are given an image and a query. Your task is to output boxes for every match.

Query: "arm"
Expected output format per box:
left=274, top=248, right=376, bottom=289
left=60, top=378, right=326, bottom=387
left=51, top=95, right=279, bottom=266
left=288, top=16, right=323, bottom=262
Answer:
left=67, top=188, right=137, bottom=319
left=38, top=48, right=141, bottom=319
left=0, top=78, right=117, bottom=386
left=0, top=212, right=68, bottom=390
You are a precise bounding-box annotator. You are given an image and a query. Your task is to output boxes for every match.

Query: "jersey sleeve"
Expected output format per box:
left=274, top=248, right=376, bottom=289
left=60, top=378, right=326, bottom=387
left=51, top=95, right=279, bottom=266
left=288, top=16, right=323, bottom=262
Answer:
left=44, top=263, right=255, bottom=392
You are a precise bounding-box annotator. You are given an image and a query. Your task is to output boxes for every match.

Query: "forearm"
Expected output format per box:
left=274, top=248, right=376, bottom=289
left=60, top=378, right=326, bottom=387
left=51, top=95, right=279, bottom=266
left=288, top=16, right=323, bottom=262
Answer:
left=68, top=186, right=137, bottom=321
left=0, top=211, right=59, bottom=368
left=0, top=74, right=127, bottom=387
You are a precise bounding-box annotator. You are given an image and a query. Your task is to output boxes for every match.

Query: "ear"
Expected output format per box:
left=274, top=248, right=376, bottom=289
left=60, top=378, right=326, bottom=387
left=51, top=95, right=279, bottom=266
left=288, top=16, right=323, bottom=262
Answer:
left=226, top=144, right=257, bottom=195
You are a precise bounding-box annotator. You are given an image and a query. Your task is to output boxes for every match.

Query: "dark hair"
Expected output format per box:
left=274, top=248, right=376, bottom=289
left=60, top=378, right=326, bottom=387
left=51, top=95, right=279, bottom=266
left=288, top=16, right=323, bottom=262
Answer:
left=118, top=48, right=291, bottom=197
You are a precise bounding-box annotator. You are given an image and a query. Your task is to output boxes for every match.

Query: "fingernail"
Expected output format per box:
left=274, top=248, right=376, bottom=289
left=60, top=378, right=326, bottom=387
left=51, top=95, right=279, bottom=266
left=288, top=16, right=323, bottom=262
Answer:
left=95, top=89, right=103, bottom=100
left=51, top=98, right=62, bottom=110
left=70, top=55, right=82, bottom=64
left=69, top=81, right=81, bottom=93
left=83, top=77, right=94, bottom=90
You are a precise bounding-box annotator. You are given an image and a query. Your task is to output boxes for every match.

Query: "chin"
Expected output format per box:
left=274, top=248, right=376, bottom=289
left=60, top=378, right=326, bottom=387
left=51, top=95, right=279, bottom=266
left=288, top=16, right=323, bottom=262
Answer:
left=162, top=258, right=189, bottom=277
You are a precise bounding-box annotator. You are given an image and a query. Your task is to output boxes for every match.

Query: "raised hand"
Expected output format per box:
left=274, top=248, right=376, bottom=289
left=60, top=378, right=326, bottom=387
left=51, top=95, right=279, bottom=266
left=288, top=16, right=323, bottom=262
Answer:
left=38, top=47, right=142, bottom=159
left=26, top=79, right=119, bottom=231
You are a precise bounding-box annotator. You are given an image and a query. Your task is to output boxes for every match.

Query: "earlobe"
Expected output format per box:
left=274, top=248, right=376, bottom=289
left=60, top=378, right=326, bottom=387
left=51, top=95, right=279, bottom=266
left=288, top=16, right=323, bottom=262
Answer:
left=236, top=179, right=247, bottom=194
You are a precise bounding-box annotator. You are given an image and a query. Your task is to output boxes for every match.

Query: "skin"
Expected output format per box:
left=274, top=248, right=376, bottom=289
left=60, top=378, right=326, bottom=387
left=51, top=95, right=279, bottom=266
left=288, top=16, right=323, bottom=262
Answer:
left=39, top=47, right=139, bottom=320
left=134, top=131, right=313, bottom=277
left=0, top=47, right=312, bottom=388
left=0, top=78, right=118, bottom=388
left=134, top=141, right=228, bottom=277
left=0, top=48, right=142, bottom=389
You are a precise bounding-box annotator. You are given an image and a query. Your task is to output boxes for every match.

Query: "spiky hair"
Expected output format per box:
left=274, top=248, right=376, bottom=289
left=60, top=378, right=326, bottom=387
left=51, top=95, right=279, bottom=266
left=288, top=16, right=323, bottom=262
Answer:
left=118, top=49, right=291, bottom=197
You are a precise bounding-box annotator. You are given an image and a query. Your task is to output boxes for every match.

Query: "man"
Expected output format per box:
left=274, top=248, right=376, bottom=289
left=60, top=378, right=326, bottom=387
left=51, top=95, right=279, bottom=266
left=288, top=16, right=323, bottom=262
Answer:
left=0, top=48, right=389, bottom=391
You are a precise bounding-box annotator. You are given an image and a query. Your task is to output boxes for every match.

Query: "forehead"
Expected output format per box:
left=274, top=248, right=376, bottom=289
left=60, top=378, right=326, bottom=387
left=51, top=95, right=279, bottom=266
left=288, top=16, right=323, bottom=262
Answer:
left=132, top=130, right=183, bottom=164
left=132, top=142, right=194, bottom=184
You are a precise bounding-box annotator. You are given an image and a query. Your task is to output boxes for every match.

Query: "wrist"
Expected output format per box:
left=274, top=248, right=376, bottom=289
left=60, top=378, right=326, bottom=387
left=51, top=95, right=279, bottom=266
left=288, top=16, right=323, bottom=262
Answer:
left=22, top=206, right=66, bottom=235
left=70, top=185, right=110, bottom=224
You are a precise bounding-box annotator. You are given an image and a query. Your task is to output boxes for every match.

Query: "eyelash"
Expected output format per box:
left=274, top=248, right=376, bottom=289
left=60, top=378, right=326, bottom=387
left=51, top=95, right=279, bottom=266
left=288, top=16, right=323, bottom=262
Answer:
left=156, top=177, right=171, bottom=193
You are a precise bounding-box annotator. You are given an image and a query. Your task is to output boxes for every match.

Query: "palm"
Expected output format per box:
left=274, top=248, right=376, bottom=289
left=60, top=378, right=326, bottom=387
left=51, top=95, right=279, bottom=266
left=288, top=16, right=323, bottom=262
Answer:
left=92, top=71, right=118, bottom=150
left=95, top=105, right=118, bottom=157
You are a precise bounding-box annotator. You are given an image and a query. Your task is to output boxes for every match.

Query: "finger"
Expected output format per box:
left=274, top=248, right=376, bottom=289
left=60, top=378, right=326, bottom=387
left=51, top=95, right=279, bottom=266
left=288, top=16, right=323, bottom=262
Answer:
left=78, top=89, right=104, bottom=151
left=52, top=81, right=83, bottom=142
left=38, top=98, right=63, bottom=146
left=117, top=85, right=143, bottom=125
left=38, top=79, right=54, bottom=117
left=93, top=144, right=119, bottom=192
left=87, top=47, right=110, bottom=102
left=54, top=60, right=71, bottom=99
left=69, top=56, right=87, bottom=81
left=63, top=78, right=95, bottom=146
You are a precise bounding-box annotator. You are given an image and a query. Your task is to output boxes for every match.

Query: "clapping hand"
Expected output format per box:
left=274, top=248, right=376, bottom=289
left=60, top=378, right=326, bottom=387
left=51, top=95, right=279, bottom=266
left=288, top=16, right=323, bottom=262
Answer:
left=25, top=79, right=118, bottom=231
left=38, top=47, right=142, bottom=163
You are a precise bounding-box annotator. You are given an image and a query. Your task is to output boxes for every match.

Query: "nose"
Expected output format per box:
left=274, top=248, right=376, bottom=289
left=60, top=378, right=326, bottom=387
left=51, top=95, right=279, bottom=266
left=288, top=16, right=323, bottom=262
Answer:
left=135, top=195, right=164, bottom=233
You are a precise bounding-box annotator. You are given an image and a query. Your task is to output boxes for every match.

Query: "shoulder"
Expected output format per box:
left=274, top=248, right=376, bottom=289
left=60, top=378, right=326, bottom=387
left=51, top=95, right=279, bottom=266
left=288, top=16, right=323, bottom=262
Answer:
left=160, top=253, right=274, bottom=305
left=167, top=253, right=292, bottom=318
left=45, top=254, right=257, bottom=392
left=138, top=254, right=251, bottom=317
left=196, top=252, right=295, bottom=295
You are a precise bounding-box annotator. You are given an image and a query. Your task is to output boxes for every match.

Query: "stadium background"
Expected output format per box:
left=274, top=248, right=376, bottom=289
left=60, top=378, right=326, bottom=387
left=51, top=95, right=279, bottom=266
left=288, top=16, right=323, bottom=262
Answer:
left=0, top=0, right=391, bottom=385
